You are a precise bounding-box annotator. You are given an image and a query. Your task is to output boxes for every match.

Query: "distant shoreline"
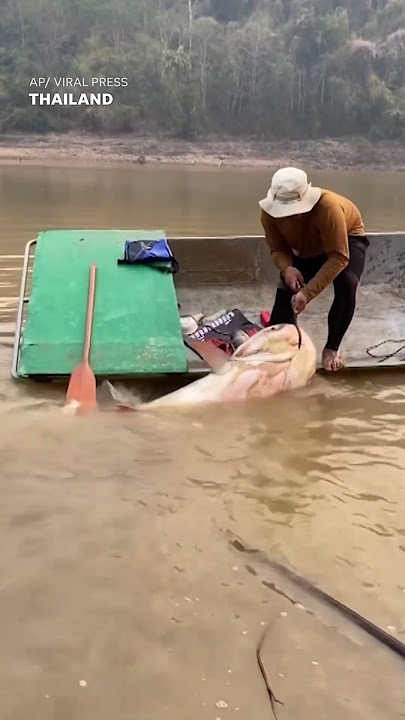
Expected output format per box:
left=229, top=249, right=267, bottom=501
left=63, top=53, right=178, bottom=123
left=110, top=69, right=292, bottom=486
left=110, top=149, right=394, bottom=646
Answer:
left=0, top=133, right=404, bottom=171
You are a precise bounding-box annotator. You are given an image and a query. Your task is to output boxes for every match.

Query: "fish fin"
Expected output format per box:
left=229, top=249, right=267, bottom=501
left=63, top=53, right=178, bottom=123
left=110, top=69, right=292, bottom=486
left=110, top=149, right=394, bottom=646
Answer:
left=106, top=380, right=142, bottom=410
left=185, top=338, right=230, bottom=373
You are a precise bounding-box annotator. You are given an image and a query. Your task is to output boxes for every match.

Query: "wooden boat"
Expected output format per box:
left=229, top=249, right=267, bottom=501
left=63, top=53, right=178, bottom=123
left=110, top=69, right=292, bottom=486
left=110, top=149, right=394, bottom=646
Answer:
left=12, top=230, right=405, bottom=380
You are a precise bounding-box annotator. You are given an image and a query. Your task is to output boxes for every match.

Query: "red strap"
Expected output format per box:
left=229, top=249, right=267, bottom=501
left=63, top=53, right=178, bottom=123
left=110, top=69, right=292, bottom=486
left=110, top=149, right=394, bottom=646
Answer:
left=211, top=338, right=233, bottom=356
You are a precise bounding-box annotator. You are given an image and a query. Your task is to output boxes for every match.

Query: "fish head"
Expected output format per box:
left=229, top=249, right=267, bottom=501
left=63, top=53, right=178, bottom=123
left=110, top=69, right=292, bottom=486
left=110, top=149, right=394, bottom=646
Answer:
left=231, top=323, right=317, bottom=393
left=232, top=323, right=304, bottom=363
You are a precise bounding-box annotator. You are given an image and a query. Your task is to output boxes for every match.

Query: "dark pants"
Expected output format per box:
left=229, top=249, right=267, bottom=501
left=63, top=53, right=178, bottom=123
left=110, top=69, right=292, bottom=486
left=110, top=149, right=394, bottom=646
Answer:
left=270, top=236, right=369, bottom=351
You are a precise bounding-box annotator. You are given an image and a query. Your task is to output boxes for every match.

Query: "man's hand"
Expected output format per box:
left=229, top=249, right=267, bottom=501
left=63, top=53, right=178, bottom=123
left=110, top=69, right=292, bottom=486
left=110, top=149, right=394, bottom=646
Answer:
left=284, top=266, right=304, bottom=293
left=291, top=291, right=307, bottom=315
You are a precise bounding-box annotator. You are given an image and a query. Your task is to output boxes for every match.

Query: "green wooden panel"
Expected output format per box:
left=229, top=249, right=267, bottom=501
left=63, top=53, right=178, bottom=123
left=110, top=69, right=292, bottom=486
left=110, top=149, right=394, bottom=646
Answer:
left=18, top=230, right=187, bottom=376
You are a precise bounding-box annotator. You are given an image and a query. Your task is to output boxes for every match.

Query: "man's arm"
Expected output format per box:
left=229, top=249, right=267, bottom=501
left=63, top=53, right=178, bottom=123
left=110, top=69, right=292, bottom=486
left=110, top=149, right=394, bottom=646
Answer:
left=260, top=209, right=293, bottom=273
left=302, top=204, right=349, bottom=303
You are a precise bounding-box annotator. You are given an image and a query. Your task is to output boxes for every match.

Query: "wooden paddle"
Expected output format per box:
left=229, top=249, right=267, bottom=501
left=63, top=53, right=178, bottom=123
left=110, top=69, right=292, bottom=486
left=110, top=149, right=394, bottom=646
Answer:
left=65, top=263, right=98, bottom=414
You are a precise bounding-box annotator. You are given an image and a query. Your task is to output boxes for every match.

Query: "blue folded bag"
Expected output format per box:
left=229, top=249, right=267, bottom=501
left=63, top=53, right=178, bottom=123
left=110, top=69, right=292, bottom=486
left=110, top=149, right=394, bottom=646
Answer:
left=117, top=238, right=179, bottom=273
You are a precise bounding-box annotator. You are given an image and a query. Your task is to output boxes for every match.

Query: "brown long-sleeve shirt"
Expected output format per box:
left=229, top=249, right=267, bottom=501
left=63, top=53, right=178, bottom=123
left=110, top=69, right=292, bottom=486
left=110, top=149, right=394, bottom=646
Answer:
left=260, top=189, right=365, bottom=302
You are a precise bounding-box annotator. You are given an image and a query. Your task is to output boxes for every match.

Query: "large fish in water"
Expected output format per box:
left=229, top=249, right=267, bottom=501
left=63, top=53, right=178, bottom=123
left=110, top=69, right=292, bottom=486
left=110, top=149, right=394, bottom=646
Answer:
left=115, top=323, right=316, bottom=411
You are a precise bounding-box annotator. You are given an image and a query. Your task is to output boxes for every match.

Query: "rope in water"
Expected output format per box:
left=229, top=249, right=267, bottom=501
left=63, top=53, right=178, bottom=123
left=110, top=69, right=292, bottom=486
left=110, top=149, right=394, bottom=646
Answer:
left=258, top=553, right=405, bottom=658
left=255, top=564, right=405, bottom=716
left=229, top=530, right=405, bottom=716
left=366, top=338, right=405, bottom=363
left=256, top=630, right=284, bottom=719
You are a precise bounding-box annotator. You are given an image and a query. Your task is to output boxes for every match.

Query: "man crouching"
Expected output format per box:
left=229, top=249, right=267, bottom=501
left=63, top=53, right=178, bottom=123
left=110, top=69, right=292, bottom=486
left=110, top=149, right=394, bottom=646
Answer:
left=259, top=167, right=369, bottom=371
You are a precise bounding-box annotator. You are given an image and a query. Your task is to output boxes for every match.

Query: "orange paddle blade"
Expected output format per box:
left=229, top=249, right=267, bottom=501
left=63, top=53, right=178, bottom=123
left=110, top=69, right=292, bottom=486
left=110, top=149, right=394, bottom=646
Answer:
left=65, top=263, right=98, bottom=413
left=65, top=360, right=97, bottom=414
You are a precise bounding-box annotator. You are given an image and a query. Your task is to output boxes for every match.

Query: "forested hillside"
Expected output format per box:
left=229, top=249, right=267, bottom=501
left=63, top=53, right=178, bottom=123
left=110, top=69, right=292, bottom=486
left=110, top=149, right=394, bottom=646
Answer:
left=1, top=0, right=404, bottom=139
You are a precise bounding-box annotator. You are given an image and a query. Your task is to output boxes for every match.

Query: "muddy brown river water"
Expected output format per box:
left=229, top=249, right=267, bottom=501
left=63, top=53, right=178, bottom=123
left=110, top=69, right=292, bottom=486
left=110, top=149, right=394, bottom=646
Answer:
left=1, top=163, right=405, bottom=719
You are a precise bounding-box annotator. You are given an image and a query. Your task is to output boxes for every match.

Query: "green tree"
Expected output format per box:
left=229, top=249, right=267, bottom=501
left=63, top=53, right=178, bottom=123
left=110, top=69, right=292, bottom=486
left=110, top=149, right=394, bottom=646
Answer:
left=0, top=0, right=404, bottom=140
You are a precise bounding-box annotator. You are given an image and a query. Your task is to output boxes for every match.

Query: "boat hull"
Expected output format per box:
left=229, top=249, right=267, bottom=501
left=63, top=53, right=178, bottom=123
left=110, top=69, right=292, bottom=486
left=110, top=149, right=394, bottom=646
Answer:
left=12, top=232, right=405, bottom=379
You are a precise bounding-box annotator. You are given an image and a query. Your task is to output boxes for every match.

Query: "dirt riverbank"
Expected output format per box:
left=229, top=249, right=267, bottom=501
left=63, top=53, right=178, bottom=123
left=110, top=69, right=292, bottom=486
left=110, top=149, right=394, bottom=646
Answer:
left=0, top=132, right=404, bottom=170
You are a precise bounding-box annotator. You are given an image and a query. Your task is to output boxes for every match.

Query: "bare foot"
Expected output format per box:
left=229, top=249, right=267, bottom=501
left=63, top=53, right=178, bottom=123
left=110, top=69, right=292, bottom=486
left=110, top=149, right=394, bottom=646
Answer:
left=322, top=348, right=345, bottom=372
